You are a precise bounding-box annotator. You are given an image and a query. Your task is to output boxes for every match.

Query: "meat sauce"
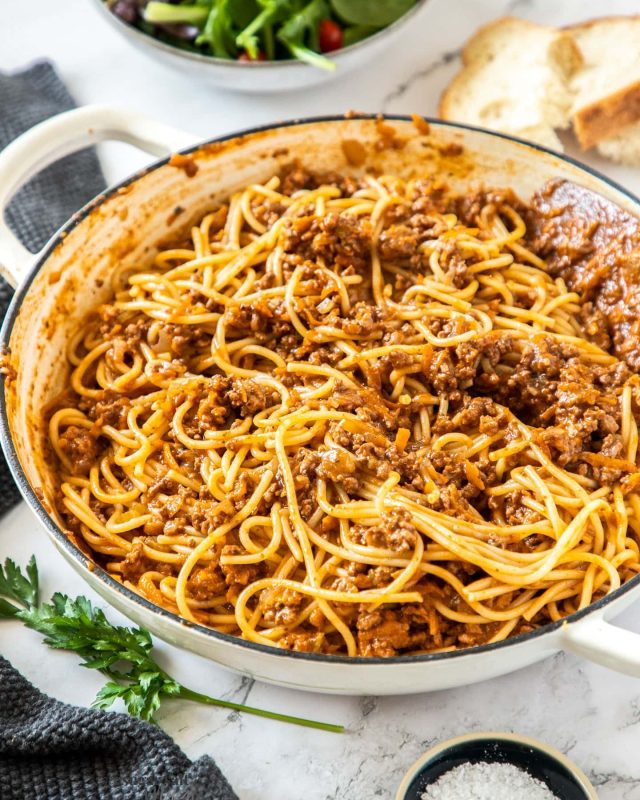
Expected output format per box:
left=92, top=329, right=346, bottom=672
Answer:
left=528, top=179, right=640, bottom=368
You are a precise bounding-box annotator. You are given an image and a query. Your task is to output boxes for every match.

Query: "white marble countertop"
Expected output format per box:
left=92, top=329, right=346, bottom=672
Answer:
left=3, top=0, right=640, bottom=797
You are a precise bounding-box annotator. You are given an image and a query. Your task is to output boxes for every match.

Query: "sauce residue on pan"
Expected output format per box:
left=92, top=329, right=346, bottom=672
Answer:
left=168, top=153, right=199, bottom=178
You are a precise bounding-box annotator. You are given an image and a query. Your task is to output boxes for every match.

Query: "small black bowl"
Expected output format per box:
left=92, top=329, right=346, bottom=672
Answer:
left=396, top=732, right=597, bottom=799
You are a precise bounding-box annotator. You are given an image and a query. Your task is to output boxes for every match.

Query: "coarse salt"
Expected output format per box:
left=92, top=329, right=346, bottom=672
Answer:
left=420, top=761, right=559, bottom=800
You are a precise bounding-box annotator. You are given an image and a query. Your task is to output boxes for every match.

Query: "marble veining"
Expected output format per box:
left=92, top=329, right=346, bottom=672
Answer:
left=3, top=0, right=640, bottom=797
left=381, top=49, right=460, bottom=110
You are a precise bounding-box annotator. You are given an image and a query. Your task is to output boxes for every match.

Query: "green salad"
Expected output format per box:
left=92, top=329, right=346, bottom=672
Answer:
left=105, top=0, right=418, bottom=69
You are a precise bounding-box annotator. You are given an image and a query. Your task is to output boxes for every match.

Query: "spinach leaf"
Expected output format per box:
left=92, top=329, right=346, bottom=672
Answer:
left=278, top=0, right=334, bottom=70
left=236, top=0, right=295, bottom=58
left=196, top=0, right=237, bottom=57
left=228, top=0, right=261, bottom=28
left=330, top=0, right=415, bottom=27
left=342, top=23, right=378, bottom=46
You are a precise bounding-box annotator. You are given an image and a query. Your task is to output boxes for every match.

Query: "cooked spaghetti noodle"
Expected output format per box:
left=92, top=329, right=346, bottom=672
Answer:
left=49, top=168, right=640, bottom=656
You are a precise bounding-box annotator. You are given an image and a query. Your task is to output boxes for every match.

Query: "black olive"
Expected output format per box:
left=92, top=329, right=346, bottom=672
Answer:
left=155, top=23, right=200, bottom=41
left=110, top=0, right=139, bottom=24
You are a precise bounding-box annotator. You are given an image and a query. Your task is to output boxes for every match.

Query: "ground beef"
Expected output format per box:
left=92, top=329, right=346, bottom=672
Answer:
left=313, top=449, right=359, bottom=490
left=188, top=563, right=227, bottom=601
left=455, top=187, right=528, bottom=228
left=378, top=224, right=420, bottom=260
left=585, top=253, right=640, bottom=370
left=57, top=425, right=100, bottom=475
left=119, top=539, right=171, bottom=583
left=356, top=607, right=431, bottom=657
left=351, top=509, right=417, bottom=552
left=228, top=378, right=280, bottom=415
left=489, top=489, right=542, bottom=527
left=279, top=631, right=326, bottom=652
left=224, top=299, right=292, bottom=339
left=434, top=395, right=507, bottom=436
left=279, top=163, right=364, bottom=197
left=583, top=433, right=632, bottom=483
left=220, top=545, right=265, bottom=602
left=79, top=391, right=131, bottom=427
left=339, top=301, right=392, bottom=339
left=161, top=324, right=213, bottom=359
left=423, top=333, right=514, bottom=397
left=528, top=179, right=640, bottom=369
left=260, top=587, right=304, bottom=626
left=194, top=384, right=232, bottom=430
left=490, top=335, right=626, bottom=466
left=313, top=213, right=372, bottom=271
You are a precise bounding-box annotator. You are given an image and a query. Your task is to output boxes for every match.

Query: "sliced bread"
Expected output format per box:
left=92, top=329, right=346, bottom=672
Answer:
left=596, top=123, right=640, bottom=165
left=568, top=17, right=640, bottom=149
left=439, top=17, right=582, bottom=151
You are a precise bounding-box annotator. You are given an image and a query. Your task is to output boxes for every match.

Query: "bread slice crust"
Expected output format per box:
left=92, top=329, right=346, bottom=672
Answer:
left=574, top=80, right=640, bottom=149
left=567, top=16, right=640, bottom=149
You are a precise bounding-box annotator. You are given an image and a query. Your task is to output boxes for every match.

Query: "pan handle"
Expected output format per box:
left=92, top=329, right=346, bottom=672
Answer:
left=561, top=613, right=640, bottom=676
left=0, top=105, right=198, bottom=287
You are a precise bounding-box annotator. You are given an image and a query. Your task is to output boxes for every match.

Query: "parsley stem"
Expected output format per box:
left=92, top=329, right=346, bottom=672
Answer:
left=1, top=555, right=345, bottom=734
left=176, top=686, right=344, bottom=733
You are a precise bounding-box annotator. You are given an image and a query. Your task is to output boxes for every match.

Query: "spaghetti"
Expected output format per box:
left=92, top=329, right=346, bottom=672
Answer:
left=49, top=168, right=640, bottom=656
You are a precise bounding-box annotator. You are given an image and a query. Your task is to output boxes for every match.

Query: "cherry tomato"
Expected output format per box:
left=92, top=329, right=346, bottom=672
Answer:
left=237, top=50, right=267, bottom=62
left=319, top=19, right=343, bottom=53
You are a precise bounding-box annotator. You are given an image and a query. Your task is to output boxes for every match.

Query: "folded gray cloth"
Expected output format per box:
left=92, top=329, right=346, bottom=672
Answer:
left=0, top=278, right=21, bottom=516
left=0, top=657, right=238, bottom=800
left=0, top=64, right=238, bottom=800
left=0, top=60, right=107, bottom=516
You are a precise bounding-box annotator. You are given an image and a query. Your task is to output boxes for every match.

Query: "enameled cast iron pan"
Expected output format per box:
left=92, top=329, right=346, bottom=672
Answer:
left=2, top=108, right=640, bottom=694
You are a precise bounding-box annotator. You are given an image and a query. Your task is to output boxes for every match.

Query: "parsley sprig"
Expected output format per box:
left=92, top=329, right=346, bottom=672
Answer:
left=0, top=556, right=343, bottom=732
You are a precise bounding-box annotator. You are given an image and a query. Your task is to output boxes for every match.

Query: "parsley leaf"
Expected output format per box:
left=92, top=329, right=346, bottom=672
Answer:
left=1, top=555, right=343, bottom=732
left=0, top=556, right=39, bottom=617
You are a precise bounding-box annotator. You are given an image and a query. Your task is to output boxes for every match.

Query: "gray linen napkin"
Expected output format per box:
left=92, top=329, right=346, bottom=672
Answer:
left=0, top=657, right=239, bottom=800
left=0, top=64, right=238, bottom=800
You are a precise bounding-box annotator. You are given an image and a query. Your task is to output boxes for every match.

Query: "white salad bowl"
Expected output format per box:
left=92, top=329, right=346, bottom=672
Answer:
left=90, top=0, right=430, bottom=92
left=2, top=107, right=640, bottom=695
